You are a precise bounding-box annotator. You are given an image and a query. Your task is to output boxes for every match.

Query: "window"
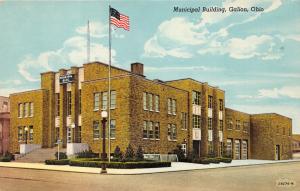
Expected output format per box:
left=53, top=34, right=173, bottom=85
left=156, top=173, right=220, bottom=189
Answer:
left=208, top=118, right=212, bottom=130
left=55, top=127, right=60, bottom=142
left=23, top=103, right=26, bottom=117
left=143, top=121, right=148, bottom=138
left=243, top=122, right=249, bottom=133
left=192, top=91, right=201, bottom=105
left=67, top=91, right=72, bottom=116
left=236, top=120, right=241, bottom=130
left=110, top=119, right=116, bottom=139
left=102, top=92, right=108, bottom=110
left=24, top=102, right=29, bottom=117
left=110, top=91, right=116, bottom=109
left=79, top=90, right=82, bottom=114
left=167, top=98, right=172, bottom=114
left=227, top=119, right=233, bottom=130
left=193, top=114, right=201, bottom=129
left=155, top=122, right=160, bottom=139
left=78, top=126, right=81, bottom=143
left=55, top=93, right=60, bottom=116
left=94, top=93, right=100, bottom=110
left=67, top=127, right=71, bottom=143
left=29, top=102, right=34, bottom=117
left=226, top=139, right=233, bottom=157
left=220, top=120, right=223, bottom=131
left=29, top=126, right=33, bottom=141
left=181, top=112, right=188, bottom=130
left=172, top=99, right=176, bottom=115
left=168, top=124, right=177, bottom=140
left=143, top=92, right=147, bottom=110
left=208, top=96, right=213, bottom=108
left=149, top=121, right=154, bottom=139
left=93, top=121, right=100, bottom=140
left=181, top=144, right=187, bottom=156
left=18, top=127, right=23, bottom=142
left=18, top=103, right=23, bottom=118
left=148, top=94, right=153, bottom=111
left=208, top=141, right=213, bottom=154
left=155, top=95, right=159, bottom=112
left=219, top=99, right=223, bottom=111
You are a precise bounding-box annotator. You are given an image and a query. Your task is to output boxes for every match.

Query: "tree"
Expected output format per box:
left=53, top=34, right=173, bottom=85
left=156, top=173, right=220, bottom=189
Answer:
left=124, top=144, right=135, bottom=161
left=113, top=146, right=123, bottom=161
left=173, top=145, right=186, bottom=162
left=135, top=146, right=144, bottom=161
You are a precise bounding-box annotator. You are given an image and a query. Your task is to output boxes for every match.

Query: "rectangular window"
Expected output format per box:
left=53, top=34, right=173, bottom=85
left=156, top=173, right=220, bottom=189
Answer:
left=143, top=92, right=147, bottom=110
left=67, top=127, right=71, bottom=143
left=148, top=121, right=154, bottom=139
left=155, top=122, right=160, bottom=139
left=167, top=98, right=172, bottom=114
left=220, top=120, right=223, bottom=131
left=143, top=121, right=148, bottom=138
left=227, top=119, right=233, bottom=130
left=24, top=102, right=29, bottom=117
left=55, top=127, right=60, bottom=142
left=18, top=126, right=23, bottom=142
left=78, top=126, right=81, bottom=143
left=67, top=91, right=72, bottom=116
left=110, top=90, right=116, bottom=109
left=193, top=114, right=201, bottom=129
left=23, top=103, right=26, bottom=117
left=167, top=124, right=171, bottom=140
left=243, top=122, right=249, bottom=133
left=226, top=139, right=232, bottom=157
left=18, top=103, right=23, bottom=118
left=94, top=93, right=100, bottom=110
left=208, top=96, right=213, bottom=109
left=208, top=141, right=213, bottom=154
left=181, top=144, right=187, bottom=156
left=55, top=93, right=60, bottom=116
left=172, top=124, right=177, bottom=140
left=102, top=92, right=108, bottom=110
left=149, top=94, right=153, bottom=111
left=79, top=90, right=82, bottom=114
left=208, top=118, right=212, bottom=130
left=29, top=102, right=34, bottom=117
left=192, top=91, right=201, bottom=105
left=181, top=112, right=188, bottom=129
left=172, top=99, right=176, bottom=115
left=219, top=99, right=223, bottom=111
left=110, top=119, right=116, bottom=138
left=155, top=95, right=159, bottom=112
left=236, top=120, right=241, bottom=130
left=93, top=121, right=100, bottom=140
left=29, top=126, right=33, bottom=141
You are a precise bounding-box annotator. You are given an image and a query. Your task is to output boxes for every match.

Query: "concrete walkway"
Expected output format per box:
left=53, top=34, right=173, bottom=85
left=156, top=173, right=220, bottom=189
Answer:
left=1, top=159, right=300, bottom=175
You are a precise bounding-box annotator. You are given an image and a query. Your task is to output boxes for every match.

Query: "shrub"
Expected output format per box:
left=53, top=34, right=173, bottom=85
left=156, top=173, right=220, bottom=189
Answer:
left=112, top=146, right=123, bottom=162
left=124, top=144, right=135, bottom=162
left=208, top=158, right=220, bottom=164
left=69, top=159, right=171, bottom=169
left=55, top=152, right=67, bottom=160
left=135, top=146, right=144, bottom=161
left=45, top=159, right=70, bottom=165
left=76, top=150, right=98, bottom=158
left=173, top=145, right=186, bottom=162
left=0, top=156, right=11, bottom=162
left=4, top=152, right=14, bottom=161
left=220, top=157, right=232, bottom=163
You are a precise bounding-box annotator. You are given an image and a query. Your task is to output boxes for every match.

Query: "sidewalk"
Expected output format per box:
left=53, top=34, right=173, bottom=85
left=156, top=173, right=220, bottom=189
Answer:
left=1, top=159, right=300, bottom=175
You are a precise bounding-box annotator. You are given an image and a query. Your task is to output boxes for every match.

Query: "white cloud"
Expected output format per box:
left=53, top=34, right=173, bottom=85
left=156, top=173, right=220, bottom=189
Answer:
left=145, top=65, right=222, bottom=72
left=259, top=86, right=300, bottom=99
left=0, top=87, right=31, bottom=97
left=0, top=79, right=22, bottom=86
left=76, top=21, right=108, bottom=38
left=285, top=34, right=300, bottom=42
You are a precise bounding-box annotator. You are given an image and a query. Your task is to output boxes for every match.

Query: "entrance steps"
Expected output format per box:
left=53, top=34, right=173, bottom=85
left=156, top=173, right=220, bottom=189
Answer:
left=15, top=147, right=66, bottom=163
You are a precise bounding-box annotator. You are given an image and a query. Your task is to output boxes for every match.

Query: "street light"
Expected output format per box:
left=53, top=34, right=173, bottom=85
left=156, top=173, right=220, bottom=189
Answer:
left=101, top=110, right=108, bottom=174
left=71, top=122, right=75, bottom=143
left=24, top=126, right=29, bottom=144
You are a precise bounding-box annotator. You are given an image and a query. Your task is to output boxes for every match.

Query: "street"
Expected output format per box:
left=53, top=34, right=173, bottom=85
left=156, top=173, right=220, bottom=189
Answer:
left=0, top=162, right=299, bottom=191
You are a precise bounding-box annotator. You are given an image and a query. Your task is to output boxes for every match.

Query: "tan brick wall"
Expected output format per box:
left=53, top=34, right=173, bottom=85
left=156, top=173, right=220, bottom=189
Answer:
left=250, top=114, right=292, bottom=160
left=9, top=90, right=49, bottom=153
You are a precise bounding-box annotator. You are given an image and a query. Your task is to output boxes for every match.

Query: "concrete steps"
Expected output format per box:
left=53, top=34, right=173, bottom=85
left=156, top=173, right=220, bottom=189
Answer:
left=15, top=147, right=66, bottom=163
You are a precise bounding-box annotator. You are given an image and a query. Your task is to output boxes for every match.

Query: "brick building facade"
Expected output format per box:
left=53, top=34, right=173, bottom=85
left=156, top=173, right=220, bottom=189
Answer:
left=0, top=96, right=10, bottom=155
left=9, top=62, right=293, bottom=160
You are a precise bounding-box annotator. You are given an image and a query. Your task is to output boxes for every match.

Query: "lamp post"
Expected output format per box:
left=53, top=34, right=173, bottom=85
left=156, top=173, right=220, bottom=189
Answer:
left=71, top=123, right=75, bottom=143
left=24, top=127, right=29, bottom=144
left=101, top=110, right=108, bottom=174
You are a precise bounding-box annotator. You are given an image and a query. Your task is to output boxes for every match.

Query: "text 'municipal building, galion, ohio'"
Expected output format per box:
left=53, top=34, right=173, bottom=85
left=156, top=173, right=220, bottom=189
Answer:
left=9, top=62, right=293, bottom=160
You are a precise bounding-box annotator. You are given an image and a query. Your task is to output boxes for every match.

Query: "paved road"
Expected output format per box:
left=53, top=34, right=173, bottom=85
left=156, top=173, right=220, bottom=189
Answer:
left=0, top=162, right=299, bottom=191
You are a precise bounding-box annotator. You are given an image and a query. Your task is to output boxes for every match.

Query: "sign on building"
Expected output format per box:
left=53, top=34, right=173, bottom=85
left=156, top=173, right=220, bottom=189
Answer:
left=59, top=74, right=74, bottom=84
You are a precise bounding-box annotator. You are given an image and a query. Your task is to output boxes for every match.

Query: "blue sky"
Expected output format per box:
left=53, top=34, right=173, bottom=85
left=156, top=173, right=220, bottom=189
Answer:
left=0, top=0, right=300, bottom=133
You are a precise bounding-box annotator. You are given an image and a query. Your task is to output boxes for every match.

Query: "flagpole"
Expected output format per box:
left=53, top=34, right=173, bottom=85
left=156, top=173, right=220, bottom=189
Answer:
left=108, top=4, right=112, bottom=163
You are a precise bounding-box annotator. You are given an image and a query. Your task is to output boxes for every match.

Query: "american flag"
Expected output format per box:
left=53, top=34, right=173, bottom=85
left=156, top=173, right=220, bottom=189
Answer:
left=110, top=7, right=130, bottom=31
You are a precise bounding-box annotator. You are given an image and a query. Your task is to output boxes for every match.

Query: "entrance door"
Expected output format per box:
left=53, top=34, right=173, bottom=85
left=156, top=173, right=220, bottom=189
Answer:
left=193, top=140, right=201, bottom=158
left=235, top=140, right=241, bottom=160
left=242, top=140, right=248, bottom=159
left=275, top=145, right=280, bottom=160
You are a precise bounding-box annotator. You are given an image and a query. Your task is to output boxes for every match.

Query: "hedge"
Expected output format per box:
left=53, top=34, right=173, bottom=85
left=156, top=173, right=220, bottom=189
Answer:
left=45, top=159, right=70, bottom=165
left=192, top=157, right=232, bottom=164
left=69, top=159, right=171, bottom=169
left=0, top=156, right=11, bottom=162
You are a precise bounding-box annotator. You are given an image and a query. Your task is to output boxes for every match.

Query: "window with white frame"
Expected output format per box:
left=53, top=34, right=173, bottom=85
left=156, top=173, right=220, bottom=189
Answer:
left=18, top=126, right=23, bottom=142
left=143, top=92, right=147, bottom=110
left=23, top=103, right=26, bottom=118
left=55, top=93, right=60, bottom=116
left=155, top=95, right=159, bottom=112
left=102, top=92, right=108, bottom=110
left=29, top=102, right=34, bottom=117
left=110, top=91, right=116, bottom=109
left=167, top=98, right=172, bottom=114
left=208, top=141, right=213, bottom=154
left=143, top=121, right=148, bottom=138
left=226, top=139, right=232, bottom=157
left=172, top=99, right=176, bottom=115
left=181, top=112, right=188, bottom=129
left=208, top=118, right=212, bottom=130
left=168, top=124, right=177, bottom=140
left=149, top=94, right=153, bottom=111
left=93, top=121, right=100, bottom=140
left=227, top=118, right=233, bottom=130
left=18, top=103, right=23, bottom=118
left=192, top=91, right=201, bottom=105
left=243, top=122, right=249, bottom=133
left=67, top=91, right=72, bottom=116
left=155, top=122, right=160, bottom=139
left=110, top=119, right=116, bottom=138
left=181, top=144, right=187, bottom=156
left=219, top=99, right=223, bottom=111
left=193, top=114, right=201, bottom=129
left=94, top=93, right=100, bottom=110
left=236, top=120, right=241, bottom=130
left=208, top=95, right=213, bottom=108
left=148, top=121, right=154, bottom=138
left=219, top=120, right=223, bottom=131
left=29, top=126, right=33, bottom=141
left=24, top=102, right=29, bottom=117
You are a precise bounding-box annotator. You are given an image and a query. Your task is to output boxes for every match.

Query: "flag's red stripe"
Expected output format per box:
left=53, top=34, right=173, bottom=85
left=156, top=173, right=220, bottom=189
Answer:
left=110, top=13, right=130, bottom=31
